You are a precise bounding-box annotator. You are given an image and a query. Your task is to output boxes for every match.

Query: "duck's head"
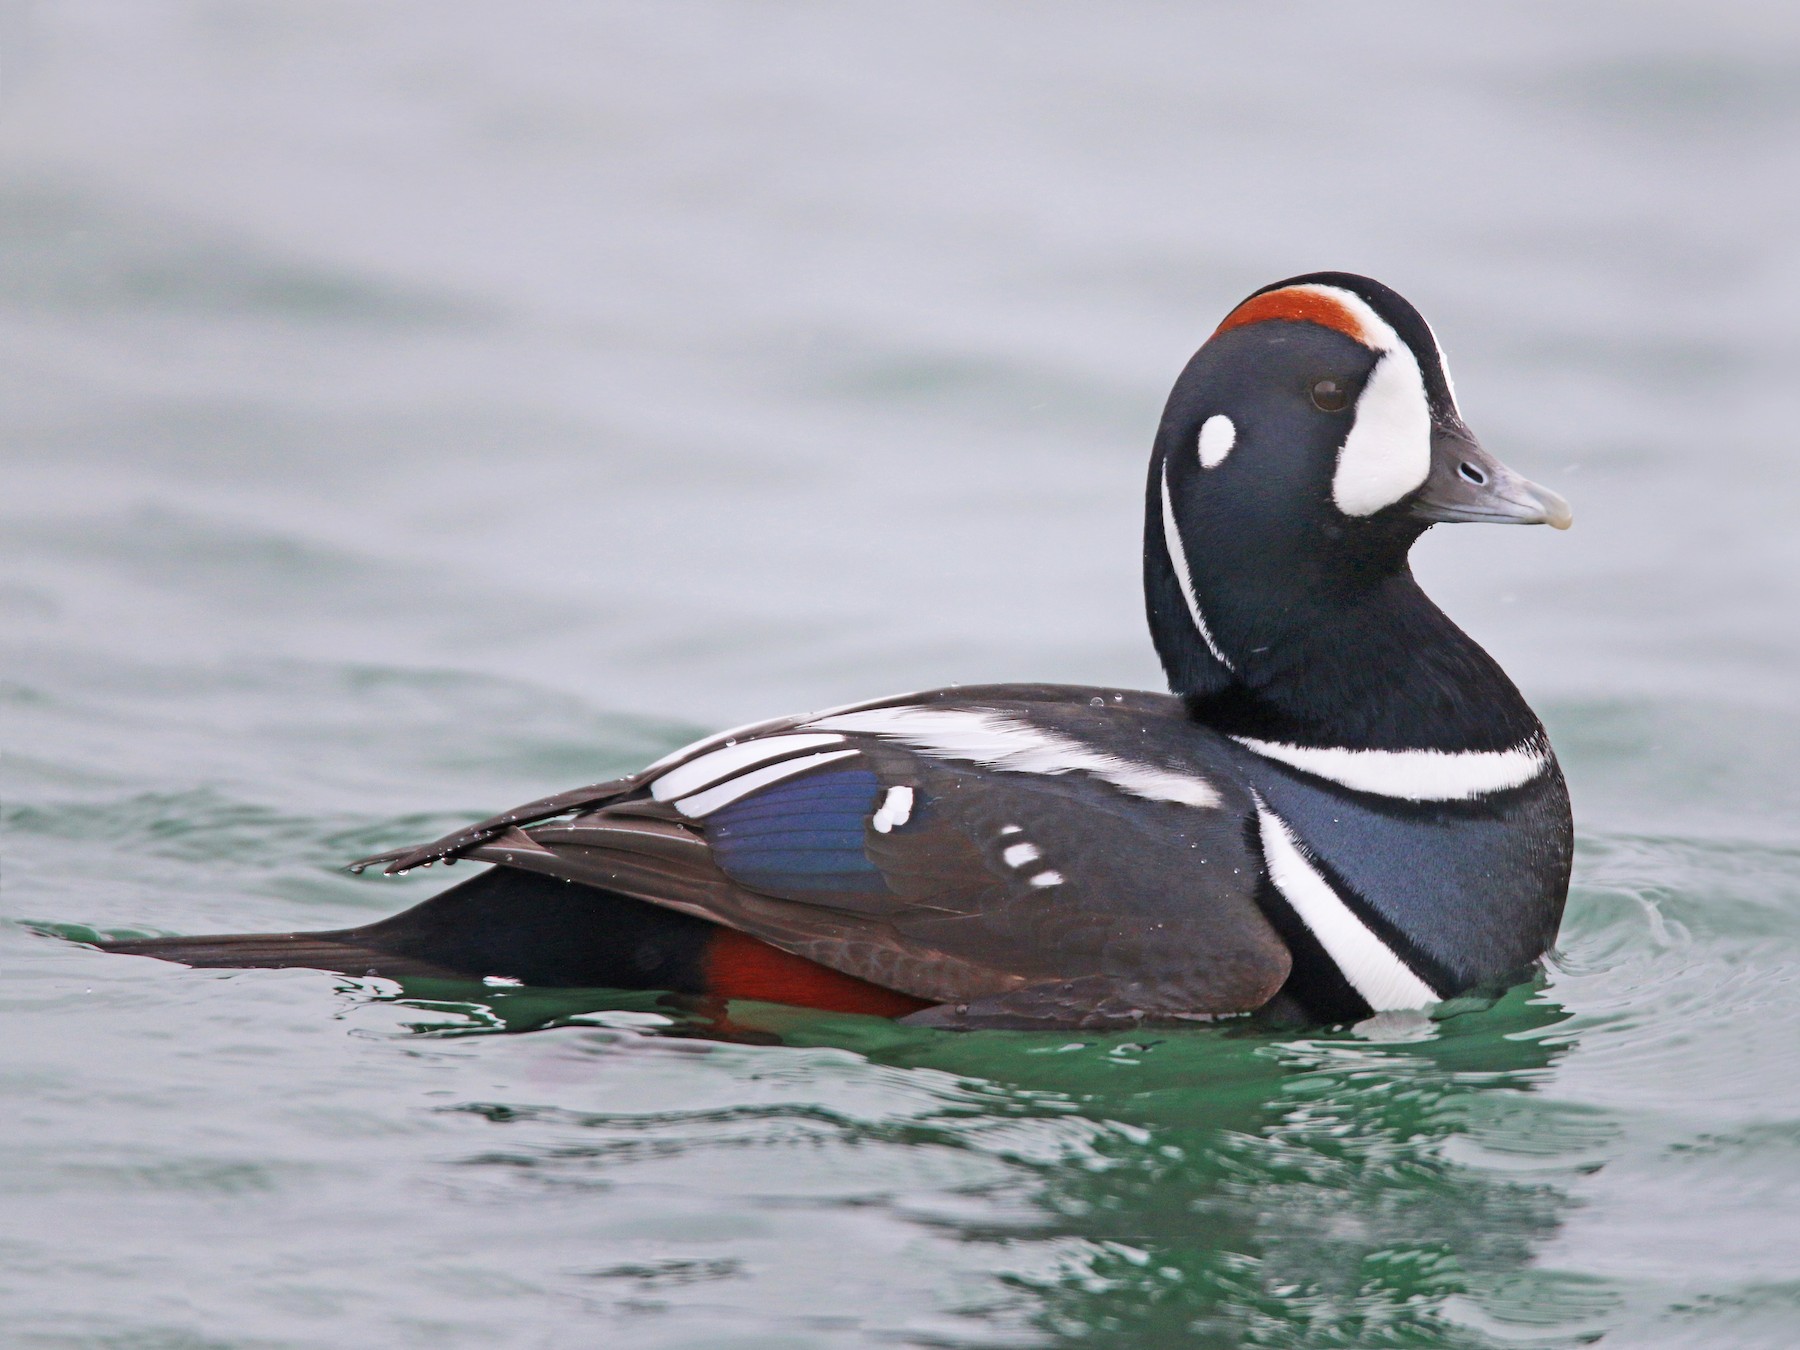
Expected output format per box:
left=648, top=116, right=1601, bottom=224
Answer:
left=1147, top=272, right=1571, bottom=710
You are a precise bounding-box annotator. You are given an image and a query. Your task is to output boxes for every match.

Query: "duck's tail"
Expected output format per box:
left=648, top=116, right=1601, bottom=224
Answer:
left=93, top=866, right=717, bottom=987
left=91, top=865, right=932, bottom=1017
left=92, top=930, right=462, bottom=978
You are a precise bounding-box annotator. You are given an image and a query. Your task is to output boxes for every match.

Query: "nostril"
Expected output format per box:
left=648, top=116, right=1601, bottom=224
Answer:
left=1458, top=462, right=1487, bottom=486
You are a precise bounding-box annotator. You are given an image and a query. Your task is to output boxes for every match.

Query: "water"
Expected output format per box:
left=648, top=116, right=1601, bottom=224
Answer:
left=4, top=3, right=1798, bottom=1345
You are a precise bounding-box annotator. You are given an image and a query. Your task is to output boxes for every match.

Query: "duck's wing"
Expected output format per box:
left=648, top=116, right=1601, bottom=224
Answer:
left=353, top=687, right=1291, bottom=1027
left=352, top=685, right=1174, bottom=876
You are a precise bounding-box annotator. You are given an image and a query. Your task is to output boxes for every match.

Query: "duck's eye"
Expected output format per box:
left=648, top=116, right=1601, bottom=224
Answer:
left=1309, top=377, right=1351, bottom=412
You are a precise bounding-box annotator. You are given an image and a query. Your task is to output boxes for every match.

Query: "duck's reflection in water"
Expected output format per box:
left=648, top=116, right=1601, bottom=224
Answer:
left=355, top=976, right=1587, bottom=1347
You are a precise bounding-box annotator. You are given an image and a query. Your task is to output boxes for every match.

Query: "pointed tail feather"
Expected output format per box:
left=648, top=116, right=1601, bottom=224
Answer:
left=93, top=932, right=464, bottom=979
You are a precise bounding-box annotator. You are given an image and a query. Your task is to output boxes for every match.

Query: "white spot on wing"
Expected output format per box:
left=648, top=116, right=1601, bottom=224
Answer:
left=1002, top=842, right=1041, bottom=868
left=1197, top=414, right=1236, bottom=468
left=650, top=733, right=846, bottom=801
left=673, top=748, right=860, bottom=818
left=871, top=784, right=914, bottom=833
left=1160, top=460, right=1234, bottom=671
left=1028, top=870, right=1064, bottom=888
left=807, top=706, right=1222, bottom=809
left=1253, top=798, right=1438, bottom=1011
left=1232, top=736, right=1547, bottom=801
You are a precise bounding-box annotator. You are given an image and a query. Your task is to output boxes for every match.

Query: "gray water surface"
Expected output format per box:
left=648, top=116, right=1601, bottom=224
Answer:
left=4, top=4, right=1799, bottom=1347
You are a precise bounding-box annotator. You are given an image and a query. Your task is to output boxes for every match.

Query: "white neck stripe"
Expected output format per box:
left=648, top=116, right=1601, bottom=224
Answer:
left=1254, top=798, right=1438, bottom=1012
left=1232, top=736, right=1546, bottom=801
left=1160, top=460, right=1234, bottom=671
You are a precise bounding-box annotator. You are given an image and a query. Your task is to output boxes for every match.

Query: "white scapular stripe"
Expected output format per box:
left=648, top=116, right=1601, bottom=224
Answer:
left=650, top=733, right=846, bottom=802
left=871, top=785, right=914, bottom=833
left=806, top=706, right=1222, bottom=809
left=1002, top=842, right=1041, bottom=868
left=1197, top=413, right=1237, bottom=469
left=1254, top=800, right=1438, bottom=1011
left=672, top=749, right=860, bottom=818
left=1029, top=870, right=1064, bottom=888
left=1160, top=460, right=1234, bottom=671
left=1232, top=736, right=1547, bottom=801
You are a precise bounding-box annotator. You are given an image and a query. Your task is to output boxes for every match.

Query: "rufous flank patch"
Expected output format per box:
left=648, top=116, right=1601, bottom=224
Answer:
left=703, top=927, right=931, bottom=1018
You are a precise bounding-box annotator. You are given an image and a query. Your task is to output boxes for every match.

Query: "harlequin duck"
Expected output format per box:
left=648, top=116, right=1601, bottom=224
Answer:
left=98, top=273, right=1575, bottom=1029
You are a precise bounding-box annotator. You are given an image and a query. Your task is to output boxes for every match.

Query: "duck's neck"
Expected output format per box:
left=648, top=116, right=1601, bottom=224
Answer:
left=1147, top=545, right=1543, bottom=753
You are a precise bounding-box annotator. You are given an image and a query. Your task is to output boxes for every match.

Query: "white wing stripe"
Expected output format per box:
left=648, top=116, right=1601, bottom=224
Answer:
left=1233, top=736, right=1546, bottom=801
left=1254, top=800, right=1438, bottom=1012
left=650, top=733, right=847, bottom=802
left=638, top=713, right=798, bottom=777
left=808, top=706, right=1221, bottom=809
left=672, top=749, right=861, bottom=819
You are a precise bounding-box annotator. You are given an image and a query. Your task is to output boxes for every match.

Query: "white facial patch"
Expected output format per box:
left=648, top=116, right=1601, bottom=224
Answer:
left=871, top=785, right=913, bottom=833
left=1333, top=345, right=1432, bottom=517
left=1253, top=797, right=1438, bottom=1011
left=806, top=705, right=1222, bottom=809
left=1262, top=283, right=1434, bottom=518
left=1159, top=460, right=1235, bottom=672
left=1197, top=414, right=1236, bottom=469
left=1232, top=736, right=1548, bottom=802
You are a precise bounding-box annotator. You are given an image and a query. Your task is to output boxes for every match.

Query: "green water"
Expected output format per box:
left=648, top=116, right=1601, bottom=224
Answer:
left=4, top=4, right=1798, bottom=1346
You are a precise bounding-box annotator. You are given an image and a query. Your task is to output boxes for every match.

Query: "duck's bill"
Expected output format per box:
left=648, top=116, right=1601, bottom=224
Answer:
left=1411, top=428, right=1573, bottom=529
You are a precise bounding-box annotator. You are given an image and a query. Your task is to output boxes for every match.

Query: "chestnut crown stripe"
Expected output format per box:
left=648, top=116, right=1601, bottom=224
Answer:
left=1213, top=282, right=1408, bottom=358
left=1215, top=286, right=1372, bottom=346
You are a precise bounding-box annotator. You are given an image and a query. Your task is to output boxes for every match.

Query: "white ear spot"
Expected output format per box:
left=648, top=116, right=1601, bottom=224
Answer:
left=1197, top=414, right=1236, bottom=469
left=1333, top=347, right=1432, bottom=517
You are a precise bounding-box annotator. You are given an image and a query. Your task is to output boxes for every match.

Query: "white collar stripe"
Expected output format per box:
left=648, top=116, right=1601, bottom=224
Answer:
left=1254, top=800, right=1438, bottom=1011
left=1232, top=736, right=1546, bottom=801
